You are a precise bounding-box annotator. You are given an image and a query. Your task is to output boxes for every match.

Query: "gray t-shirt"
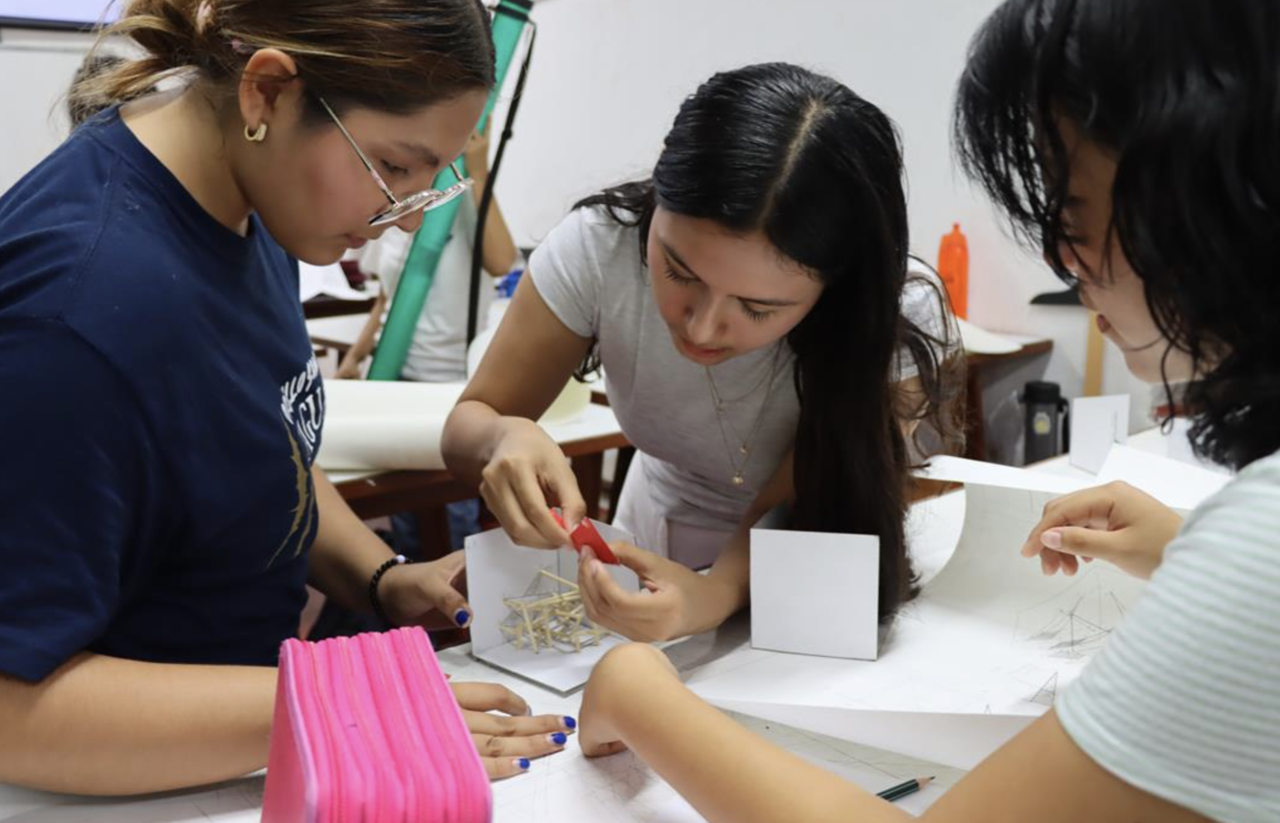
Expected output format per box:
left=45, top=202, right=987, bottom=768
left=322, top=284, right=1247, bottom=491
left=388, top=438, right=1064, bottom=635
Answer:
left=530, top=205, right=947, bottom=532
left=1057, top=447, right=1280, bottom=823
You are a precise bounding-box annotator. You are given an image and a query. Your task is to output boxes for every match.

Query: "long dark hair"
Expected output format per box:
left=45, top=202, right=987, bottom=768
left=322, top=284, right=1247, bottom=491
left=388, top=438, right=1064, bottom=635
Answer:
left=955, top=0, right=1280, bottom=470
left=576, top=63, right=964, bottom=621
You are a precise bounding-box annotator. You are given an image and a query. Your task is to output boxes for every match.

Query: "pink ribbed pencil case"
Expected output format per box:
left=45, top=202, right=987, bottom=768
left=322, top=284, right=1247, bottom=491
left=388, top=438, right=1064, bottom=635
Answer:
left=261, top=627, right=492, bottom=823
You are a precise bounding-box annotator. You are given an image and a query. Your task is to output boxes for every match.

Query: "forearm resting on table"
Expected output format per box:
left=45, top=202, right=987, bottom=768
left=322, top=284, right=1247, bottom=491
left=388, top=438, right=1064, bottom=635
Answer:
left=601, top=649, right=1211, bottom=823
left=0, top=653, right=275, bottom=796
left=306, top=465, right=397, bottom=612
left=603, top=646, right=910, bottom=823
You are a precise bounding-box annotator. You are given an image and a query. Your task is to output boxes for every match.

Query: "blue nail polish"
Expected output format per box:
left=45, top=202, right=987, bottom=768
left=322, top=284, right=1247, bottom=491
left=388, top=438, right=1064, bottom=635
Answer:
left=455, top=609, right=471, bottom=627
left=518, top=758, right=531, bottom=770
left=563, top=716, right=577, bottom=730
left=550, top=732, right=567, bottom=745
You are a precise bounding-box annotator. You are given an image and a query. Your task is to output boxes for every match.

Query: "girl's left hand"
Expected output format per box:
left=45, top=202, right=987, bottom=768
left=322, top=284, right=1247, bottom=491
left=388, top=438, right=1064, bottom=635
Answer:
left=577, top=543, right=734, bottom=642
left=380, top=550, right=474, bottom=629
left=451, top=681, right=576, bottom=779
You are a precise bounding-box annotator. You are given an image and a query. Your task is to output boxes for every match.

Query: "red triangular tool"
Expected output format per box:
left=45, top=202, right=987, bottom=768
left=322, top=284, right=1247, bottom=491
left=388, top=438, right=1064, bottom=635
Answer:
left=549, top=509, right=621, bottom=565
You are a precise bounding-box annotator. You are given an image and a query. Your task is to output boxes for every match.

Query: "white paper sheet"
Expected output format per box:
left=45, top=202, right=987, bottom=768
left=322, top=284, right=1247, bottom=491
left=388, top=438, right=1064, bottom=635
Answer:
left=298, top=261, right=375, bottom=302
left=0, top=776, right=265, bottom=822
left=316, top=379, right=612, bottom=473
left=750, top=529, right=880, bottom=660
left=914, top=455, right=1089, bottom=495
left=918, top=442, right=1228, bottom=513
left=681, top=480, right=1150, bottom=770
left=492, top=713, right=952, bottom=821
left=954, top=318, right=1026, bottom=355
left=466, top=522, right=640, bottom=693
left=1069, top=394, right=1129, bottom=473
left=434, top=648, right=962, bottom=821
left=706, top=699, right=1033, bottom=775
left=306, top=314, right=370, bottom=347
left=1096, top=444, right=1232, bottom=510
left=315, top=380, right=465, bottom=471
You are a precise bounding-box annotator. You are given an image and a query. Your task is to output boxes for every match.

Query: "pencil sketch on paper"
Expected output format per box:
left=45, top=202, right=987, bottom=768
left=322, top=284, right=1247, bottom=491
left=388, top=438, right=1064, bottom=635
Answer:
left=1012, top=566, right=1130, bottom=660
left=1029, top=672, right=1058, bottom=706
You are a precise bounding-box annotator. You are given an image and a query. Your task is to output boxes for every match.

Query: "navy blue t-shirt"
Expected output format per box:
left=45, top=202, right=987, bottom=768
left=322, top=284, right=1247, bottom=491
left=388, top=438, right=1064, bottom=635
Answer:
left=0, top=108, right=323, bottom=681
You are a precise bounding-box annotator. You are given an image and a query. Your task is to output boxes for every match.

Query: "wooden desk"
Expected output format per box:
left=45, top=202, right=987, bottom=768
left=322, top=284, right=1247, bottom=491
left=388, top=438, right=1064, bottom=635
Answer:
left=330, top=406, right=629, bottom=648
left=332, top=404, right=631, bottom=557
left=306, top=313, right=373, bottom=362
left=964, top=337, right=1054, bottom=460
left=302, top=294, right=376, bottom=319
left=302, top=263, right=378, bottom=319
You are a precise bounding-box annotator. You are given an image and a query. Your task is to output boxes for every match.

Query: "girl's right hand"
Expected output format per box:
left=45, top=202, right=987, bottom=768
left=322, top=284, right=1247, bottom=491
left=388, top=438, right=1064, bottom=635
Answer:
left=479, top=417, right=587, bottom=548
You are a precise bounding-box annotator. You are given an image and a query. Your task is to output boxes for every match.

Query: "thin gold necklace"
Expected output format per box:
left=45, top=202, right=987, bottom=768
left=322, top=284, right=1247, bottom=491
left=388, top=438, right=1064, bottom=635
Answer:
left=705, top=345, right=783, bottom=487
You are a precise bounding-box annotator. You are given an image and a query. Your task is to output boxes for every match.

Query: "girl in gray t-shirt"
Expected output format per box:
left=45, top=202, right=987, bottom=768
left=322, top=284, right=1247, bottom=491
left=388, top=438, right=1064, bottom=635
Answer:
left=443, top=62, right=962, bottom=643
left=568, top=3, right=1280, bottom=823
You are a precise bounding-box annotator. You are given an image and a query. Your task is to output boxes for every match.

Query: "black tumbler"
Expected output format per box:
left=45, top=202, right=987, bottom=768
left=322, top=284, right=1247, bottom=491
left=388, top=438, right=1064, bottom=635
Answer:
left=1021, top=380, right=1070, bottom=464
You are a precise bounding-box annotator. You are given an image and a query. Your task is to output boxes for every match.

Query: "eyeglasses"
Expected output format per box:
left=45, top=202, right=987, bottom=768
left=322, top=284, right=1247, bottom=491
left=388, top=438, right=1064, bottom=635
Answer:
left=316, top=96, right=473, bottom=228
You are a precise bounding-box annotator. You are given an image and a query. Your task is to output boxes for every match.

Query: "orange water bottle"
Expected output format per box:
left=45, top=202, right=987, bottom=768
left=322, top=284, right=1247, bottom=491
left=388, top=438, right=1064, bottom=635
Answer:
left=937, top=223, right=969, bottom=319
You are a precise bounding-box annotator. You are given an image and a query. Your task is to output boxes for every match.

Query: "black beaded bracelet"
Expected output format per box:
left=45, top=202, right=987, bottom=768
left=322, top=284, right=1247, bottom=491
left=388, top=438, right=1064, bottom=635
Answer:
left=369, top=554, right=407, bottom=626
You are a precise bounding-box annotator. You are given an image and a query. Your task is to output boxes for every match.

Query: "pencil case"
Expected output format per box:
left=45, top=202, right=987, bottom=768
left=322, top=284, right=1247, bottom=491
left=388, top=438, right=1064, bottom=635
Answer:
left=261, top=627, right=492, bottom=823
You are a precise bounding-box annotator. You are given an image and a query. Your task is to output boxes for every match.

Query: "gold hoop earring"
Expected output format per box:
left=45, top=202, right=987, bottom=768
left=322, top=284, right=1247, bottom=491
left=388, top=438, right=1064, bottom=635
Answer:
left=244, top=123, right=268, bottom=143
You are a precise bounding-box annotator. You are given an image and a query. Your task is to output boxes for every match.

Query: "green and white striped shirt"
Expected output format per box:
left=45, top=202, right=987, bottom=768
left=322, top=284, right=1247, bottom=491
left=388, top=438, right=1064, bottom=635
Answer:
left=1058, top=448, right=1280, bottom=823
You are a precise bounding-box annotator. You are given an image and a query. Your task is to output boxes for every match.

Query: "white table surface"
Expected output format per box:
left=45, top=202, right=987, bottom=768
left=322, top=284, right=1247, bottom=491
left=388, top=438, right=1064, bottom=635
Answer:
left=0, top=487, right=967, bottom=822
left=0, top=427, right=1190, bottom=821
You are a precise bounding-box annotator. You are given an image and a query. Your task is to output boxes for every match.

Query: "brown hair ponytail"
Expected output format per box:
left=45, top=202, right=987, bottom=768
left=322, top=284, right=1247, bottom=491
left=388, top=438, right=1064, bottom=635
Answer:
left=75, top=0, right=494, bottom=119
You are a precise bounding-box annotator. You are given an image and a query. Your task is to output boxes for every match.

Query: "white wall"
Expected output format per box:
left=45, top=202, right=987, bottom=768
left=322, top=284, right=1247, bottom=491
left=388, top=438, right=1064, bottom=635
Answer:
left=0, top=27, right=93, bottom=191
left=1, top=3, right=1155, bottom=463
left=489, top=0, right=1154, bottom=463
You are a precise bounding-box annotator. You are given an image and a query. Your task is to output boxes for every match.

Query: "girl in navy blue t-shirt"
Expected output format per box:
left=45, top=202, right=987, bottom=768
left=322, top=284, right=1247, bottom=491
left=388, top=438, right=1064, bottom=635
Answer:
left=0, top=0, right=571, bottom=794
